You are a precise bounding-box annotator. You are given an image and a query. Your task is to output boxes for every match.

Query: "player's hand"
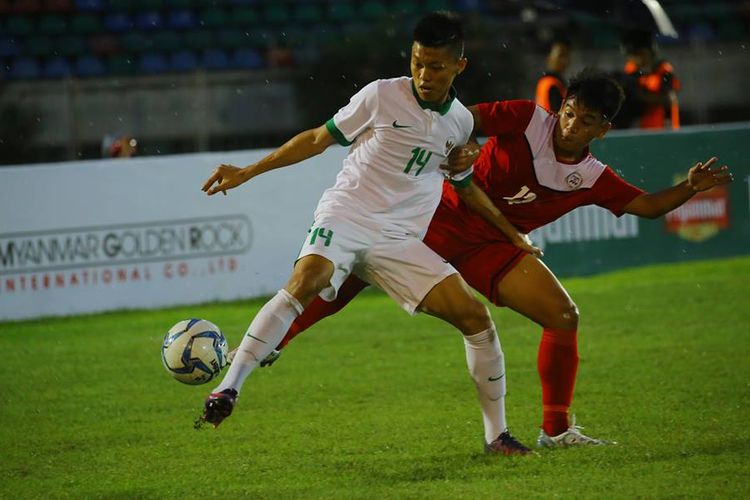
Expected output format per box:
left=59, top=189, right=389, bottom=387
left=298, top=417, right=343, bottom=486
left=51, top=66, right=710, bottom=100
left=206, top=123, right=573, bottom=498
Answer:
left=442, top=144, right=481, bottom=176
left=512, top=234, right=543, bottom=258
left=687, top=157, right=733, bottom=193
left=202, top=164, right=247, bottom=196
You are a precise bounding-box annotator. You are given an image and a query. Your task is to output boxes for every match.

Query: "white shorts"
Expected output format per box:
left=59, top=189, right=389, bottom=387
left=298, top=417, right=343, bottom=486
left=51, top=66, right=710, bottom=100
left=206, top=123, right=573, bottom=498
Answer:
left=296, top=214, right=457, bottom=315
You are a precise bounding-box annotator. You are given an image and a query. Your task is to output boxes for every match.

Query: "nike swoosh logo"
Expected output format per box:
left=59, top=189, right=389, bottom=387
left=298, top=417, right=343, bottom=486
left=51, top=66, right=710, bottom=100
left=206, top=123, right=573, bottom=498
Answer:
left=488, top=373, right=505, bottom=381
left=392, top=120, right=412, bottom=128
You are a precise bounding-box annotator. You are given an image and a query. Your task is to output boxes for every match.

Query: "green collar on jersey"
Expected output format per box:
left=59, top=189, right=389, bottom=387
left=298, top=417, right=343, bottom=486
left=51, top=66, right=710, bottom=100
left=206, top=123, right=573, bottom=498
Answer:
left=411, top=81, right=457, bottom=115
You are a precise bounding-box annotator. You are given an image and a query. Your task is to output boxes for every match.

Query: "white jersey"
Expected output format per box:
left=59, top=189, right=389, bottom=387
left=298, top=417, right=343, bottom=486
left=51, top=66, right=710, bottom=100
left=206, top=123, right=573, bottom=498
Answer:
left=316, top=77, right=473, bottom=238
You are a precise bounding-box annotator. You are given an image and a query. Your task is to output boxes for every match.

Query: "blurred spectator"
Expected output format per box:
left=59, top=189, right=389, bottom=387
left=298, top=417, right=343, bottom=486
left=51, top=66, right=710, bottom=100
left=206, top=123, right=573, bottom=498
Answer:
left=620, top=30, right=681, bottom=130
left=102, top=134, right=138, bottom=158
left=535, top=37, right=571, bottom=113
left=267, top=41, right=294, bottom=68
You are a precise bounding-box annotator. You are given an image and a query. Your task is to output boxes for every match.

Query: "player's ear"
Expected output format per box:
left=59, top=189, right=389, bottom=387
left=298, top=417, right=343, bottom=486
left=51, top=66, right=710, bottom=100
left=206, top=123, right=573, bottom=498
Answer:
left=456, top=57, right=468, bottom=75
left=596, top=121, right=612, bottom=139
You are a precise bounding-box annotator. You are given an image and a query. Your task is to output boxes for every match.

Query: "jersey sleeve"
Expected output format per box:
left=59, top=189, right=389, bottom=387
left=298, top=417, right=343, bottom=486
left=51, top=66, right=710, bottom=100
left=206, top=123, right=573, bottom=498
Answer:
left=592, top=166, right=646, bottom=216
left=326, top=80, right=379, bottom=146
left=477, top=100, right=537, bottom=137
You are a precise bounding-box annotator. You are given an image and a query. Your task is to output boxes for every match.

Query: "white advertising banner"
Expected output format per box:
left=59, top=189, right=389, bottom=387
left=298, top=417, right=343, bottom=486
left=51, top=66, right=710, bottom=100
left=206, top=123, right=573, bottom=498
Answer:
left=0, top=148, right=346, bottom=321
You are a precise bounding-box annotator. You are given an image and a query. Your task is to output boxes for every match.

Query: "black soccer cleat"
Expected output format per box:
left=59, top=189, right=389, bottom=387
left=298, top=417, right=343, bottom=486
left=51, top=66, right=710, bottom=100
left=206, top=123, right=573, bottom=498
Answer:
left=485, top=430, right=533, bottom=456
left=197, top=388, right=238, bottom=429
left=260, top=349, right=282, bottom=367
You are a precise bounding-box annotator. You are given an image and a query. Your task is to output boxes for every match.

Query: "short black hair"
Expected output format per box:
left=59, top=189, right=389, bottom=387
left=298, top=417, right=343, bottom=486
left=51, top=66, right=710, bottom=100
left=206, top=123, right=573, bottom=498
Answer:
left=566, top=69, right=625, bottom=121
left=413, top=11, right=464, bottom=59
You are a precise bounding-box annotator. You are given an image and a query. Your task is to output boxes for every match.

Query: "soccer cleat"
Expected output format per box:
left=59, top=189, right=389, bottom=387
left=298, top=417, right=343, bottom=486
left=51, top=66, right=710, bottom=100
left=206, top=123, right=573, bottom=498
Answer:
left=260, top=349, right=282, bottom=367
left=485, top=430, right=533, bottom=456
left=536, top=416, right=613, bottom=448
left=225, top=348, right=281, bottom=368
left=197, top=388, right=238, bottom=429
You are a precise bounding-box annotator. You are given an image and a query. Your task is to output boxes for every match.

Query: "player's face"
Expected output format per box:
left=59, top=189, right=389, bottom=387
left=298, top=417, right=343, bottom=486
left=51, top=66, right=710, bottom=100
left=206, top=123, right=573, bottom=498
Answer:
left=410, top=42, right=467, bottom=104
left=555, top=98, right=611, bottom=151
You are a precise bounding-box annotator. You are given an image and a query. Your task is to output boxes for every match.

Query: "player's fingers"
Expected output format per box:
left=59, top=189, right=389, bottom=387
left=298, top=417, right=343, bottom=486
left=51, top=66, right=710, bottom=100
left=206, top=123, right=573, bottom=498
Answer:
left=201, top=172, right=219, bottom=192
left=714, top=173, right=734, bottom=184
left=701, top=157, right=718, bottom=170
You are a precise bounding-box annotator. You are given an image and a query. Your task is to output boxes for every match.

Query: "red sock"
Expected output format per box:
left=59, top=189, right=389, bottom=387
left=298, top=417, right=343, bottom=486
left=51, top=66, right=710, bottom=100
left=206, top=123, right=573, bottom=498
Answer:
left=279, top=275, right=369, bottom=348
left=537, top=328, right=579, bottom=436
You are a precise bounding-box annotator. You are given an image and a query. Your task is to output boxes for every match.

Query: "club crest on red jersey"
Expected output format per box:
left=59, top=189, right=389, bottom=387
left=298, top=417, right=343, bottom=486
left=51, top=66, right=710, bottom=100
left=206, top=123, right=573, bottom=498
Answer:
left=565, top=172, right=583, bottom=189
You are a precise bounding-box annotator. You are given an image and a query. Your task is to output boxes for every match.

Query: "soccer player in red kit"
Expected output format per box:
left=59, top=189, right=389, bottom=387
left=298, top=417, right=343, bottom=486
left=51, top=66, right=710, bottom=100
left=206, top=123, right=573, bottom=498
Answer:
left=243, top=71, right=733, bottom=447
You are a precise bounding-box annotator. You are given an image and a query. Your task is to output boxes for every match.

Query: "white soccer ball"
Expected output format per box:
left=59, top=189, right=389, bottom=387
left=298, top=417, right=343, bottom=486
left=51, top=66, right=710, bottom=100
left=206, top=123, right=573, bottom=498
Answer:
left=161, top=319, right=229, bottom=385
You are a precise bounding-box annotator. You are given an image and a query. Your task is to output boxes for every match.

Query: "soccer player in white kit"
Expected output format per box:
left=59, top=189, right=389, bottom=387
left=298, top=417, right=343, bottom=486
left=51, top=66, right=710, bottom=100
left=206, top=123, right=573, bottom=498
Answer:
left=199, top=12, right=531, bottom=455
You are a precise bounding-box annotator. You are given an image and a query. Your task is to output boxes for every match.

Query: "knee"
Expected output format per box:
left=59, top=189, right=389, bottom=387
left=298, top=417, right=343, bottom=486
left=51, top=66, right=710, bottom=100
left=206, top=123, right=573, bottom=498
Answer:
left=285, top=270, right=327, bottom=307
left=457, top=300, right=493, bottom=335
left=550, top=301, right=579, bottom=330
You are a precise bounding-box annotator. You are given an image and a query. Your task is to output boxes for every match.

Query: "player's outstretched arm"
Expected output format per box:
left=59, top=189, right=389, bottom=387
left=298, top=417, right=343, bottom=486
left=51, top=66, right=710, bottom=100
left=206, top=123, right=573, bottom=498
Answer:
left=623, top=157, right=733, bottom=218
left=453, top=181, right=543, bottom=257
left=202, top=124, right=337, bottom=196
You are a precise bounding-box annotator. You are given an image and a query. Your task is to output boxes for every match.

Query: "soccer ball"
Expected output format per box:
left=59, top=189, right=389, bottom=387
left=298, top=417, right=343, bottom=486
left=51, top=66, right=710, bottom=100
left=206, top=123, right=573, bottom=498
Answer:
left=161, top=318, right=229, bottom=385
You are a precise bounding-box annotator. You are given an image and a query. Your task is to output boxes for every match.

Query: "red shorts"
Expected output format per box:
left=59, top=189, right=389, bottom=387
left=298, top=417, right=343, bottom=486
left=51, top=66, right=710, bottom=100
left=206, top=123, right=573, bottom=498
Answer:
left=424, top=204, right=527, bottom=306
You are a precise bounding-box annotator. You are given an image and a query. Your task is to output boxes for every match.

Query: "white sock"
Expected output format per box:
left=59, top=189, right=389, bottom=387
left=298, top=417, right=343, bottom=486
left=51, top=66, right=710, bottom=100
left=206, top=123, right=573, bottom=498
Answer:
left=213, top=289, right=303, bottom=395
left=464, top=325, right=507, bottom=444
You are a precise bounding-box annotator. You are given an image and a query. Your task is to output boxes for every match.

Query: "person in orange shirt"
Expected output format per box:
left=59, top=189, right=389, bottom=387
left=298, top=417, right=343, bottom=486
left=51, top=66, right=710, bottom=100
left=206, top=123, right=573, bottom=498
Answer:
left=535, top=38, right=571, bottom=113
left=623, top=33, right=680, bottom=130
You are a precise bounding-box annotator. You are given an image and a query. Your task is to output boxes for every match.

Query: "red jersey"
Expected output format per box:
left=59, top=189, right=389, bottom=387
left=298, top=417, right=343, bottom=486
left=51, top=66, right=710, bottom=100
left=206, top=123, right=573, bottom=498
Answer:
left=437, top=100, right=644, bottom=243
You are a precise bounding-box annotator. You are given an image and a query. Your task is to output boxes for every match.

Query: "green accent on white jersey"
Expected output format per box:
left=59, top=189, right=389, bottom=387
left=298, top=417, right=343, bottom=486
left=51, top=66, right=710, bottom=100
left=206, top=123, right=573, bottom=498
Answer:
left=318, top=77, right=473, bottom=238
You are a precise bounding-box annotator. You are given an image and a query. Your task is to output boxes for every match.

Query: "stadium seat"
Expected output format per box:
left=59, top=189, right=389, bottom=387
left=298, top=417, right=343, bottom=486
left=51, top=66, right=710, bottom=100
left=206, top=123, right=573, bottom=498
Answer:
left=452, top=0, right=483, bottom=11
left=102, top=12, right=133, bottom=32
left=107, top=53, right=135, bottom=75
left=4, top=15, right=34, bottom=36
left=70, top=13, right=101, bottom=35
left=424, top=0, right=451, bottom=12
left=182, top=29, right=214, bottom=50
left=11, top=0, right=41, bottom=14
left=74, top=0, right=104, bottom=11
left=165, top=0, right=197, bottom=8
left=233, top=47, right=264, bottom=69
left=0, top=36, right=21, bottom=58
left=360, top=1, right=387, bottom=21
left=152, top=31, right=181, bottom=52
left=121, top=32, right=153, bottom=52
left=108, top=0, right=131, bottom=11
left=216, top=28, right=247, bottom=49
left=42, top=56, right=72, bottom=78
left=134, top=0, right=164, bottom=9
left=57, top=35, right=87, bottom=56
left=8, top=56, right=41, bottom=79
left=25, top=36, right=55, bottom=57
left=230, top=7, right=259, bottom=27
left=74, top=54, right=106, bottom=76
left=264, top=3, right=290, bottom=25
left=293, top=3, right=323, bottom=25
left=166, top=9, right=198, bottom=30
left=391, top=0, right=417, bottom=16
left=198, top=8, right=229, bottom=29
left=134, top=11, right=163, bottom=31
left=201, top=48, right=231, bottom=70
left=310, top=24, right=341, bottom=46
left=170, top=49, right=198, bottom=72
left=328, top=2, right=355, bottom=22
left=139, top=51, right=169, bottom=74
left=38, top=14, right=67, bottom=36
left=89, top=34, right=119, bottom=56
left=43, top=0, right=72, bottom=12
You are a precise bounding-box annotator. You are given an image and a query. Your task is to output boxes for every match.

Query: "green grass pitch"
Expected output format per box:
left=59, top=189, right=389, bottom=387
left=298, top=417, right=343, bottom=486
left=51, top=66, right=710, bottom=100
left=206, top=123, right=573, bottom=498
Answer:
left=1, top=256, right=748, bottom=498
